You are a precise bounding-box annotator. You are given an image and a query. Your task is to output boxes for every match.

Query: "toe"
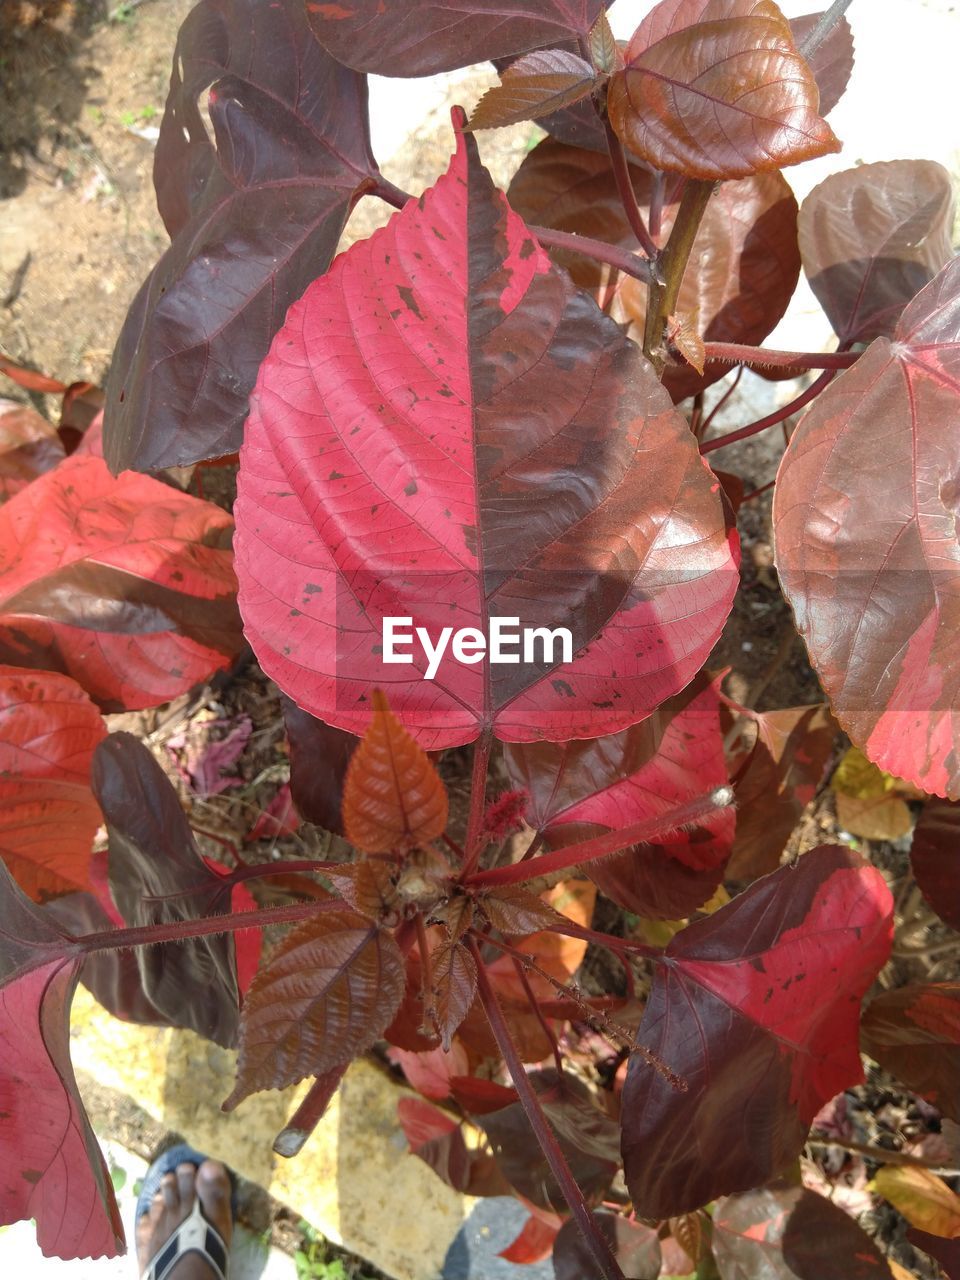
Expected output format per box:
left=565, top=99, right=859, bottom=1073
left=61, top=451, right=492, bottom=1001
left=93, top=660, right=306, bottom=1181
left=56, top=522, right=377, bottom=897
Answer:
left=161, top=1171, right=180, bottom=1211
left=175, top=1161, right=197, bottom=1210
left=195, top=1160, right=233, bottom=1244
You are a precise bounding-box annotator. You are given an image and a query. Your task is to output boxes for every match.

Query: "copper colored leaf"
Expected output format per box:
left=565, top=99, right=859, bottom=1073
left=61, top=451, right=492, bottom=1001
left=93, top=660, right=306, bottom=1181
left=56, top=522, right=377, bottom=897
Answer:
left=224, top=909, right=404, bottom=1108
left=0, top=454, right=241, bottom=712
left=429, top=938, right=477, bottom=1051
left=910, top=800, right=960, bottom=931
left=727, top=704, right=836, bottom=880
left=875, top=1166, right=960, bottom=1240
left=607, top=0, right=839, bottom=180
left=774, top=257, right=960, bottom=798
left=713, top=1184, right=892, bottom=1278
left=104, top=0, right=378, bottom=472
left=469, top=50, right=596, bottom=131
left=0, top=861, right=124, bottom=1259
left=327, top=859, right=397, bottom=921
left=0, top=354, right=65, bottom=394
left=0, top=667, right=105, bottom=899
left=507, top=136, right=800, bottom=402
left=0, top=399, right=64, bottom=504
left=505, top=675, right=734, bottom=919
left=479, top=885, right=564, bottom=936
left=342, top=691, right=448, bottom=853
left=282, top=695, right=356, bottom=836
left=621, top=845, right=893, bottom=1217
left=861, top=983, right=960, bottom=1123
left=588, top=9, right=618, bottom=74
left=669, top=311, right=706, bottom=375
left=93, top=733, right=243, bottom=1049
left=553, top=1211, right=661, bottom=1280
left=235, top=122, right=737, bottom=749
left=306, top=0, right=606, bottom=76
left=799, top=160, right=954, bottom=344
left=498, top=1213, right=559, bottom=1263
left=789, top=12, right=854, bottom=117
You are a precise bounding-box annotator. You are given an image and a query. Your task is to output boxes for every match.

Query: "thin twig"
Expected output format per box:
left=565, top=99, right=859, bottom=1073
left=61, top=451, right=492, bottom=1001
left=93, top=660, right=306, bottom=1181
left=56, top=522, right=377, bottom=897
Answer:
left=603, top=118, right=659, bottom=258
left=702, top=342, right=858, bottom=371
left=530, top=224, right=656, bottom=283
left=797, top=0, right=855, bottom=61
left=700, top=369, right=836, bottom=455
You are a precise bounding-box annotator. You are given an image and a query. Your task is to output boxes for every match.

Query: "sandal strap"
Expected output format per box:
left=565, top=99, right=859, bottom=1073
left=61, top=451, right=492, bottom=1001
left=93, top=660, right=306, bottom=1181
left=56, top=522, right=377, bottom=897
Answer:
left=140, top=1197, right=228, bottom=1280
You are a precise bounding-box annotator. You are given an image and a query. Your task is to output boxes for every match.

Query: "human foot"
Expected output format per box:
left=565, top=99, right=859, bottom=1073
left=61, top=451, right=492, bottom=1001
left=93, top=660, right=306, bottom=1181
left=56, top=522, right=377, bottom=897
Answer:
left=135, top=1157, right=233, bottom=1279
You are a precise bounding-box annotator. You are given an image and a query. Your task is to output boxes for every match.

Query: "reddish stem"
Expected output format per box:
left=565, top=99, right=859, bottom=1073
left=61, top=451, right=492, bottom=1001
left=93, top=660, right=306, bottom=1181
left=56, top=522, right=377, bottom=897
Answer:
left=272, top=1064, right=348, bottom=1157
left=511, top=955, right=564, bottom=1075
left=698, top=364, right=743, bottom=439
left=702, top=342, right=859, bottom=371
left=742, top=478, right=777, bottom=503
left=461, top=733, right=493, bottom=877
left=465, top=788, right=733, bottom=890
left=469, top=937, right=628, bottom=1280
left=649, top=169, right=665, bottom=241
left=371, top=175, right=412, bottom=210
left=75, top=900, right=338, bottom=953
left=227, top=859, right=340, bottom=885
left=603, top=117, right=658, bottom=259
left=529, top=224, right=655, bottom=284
left=700, top=369, right=835, bottom=455
left=481, top=931, right=637, bottom=1019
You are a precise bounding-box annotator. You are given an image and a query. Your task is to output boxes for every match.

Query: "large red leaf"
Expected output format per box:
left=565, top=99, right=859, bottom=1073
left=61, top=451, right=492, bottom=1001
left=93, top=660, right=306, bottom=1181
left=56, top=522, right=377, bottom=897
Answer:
left=0, top=453, right=241, bottom=711
left=223, top=909, right=404, bottom=1109
left=726, top=703, right=836, bottom=880
left=774, top=257, right=960, bottom=798
left=607, top=0, right=839, bottom=180
left=620, top=845, right=893, bottom=1218
left=0, top=666, right=105, bottom=899
left=713, top=1184, right=893, bottom=1279
left=0, top=861, right=124, bottom=1259
left=307, top=0, right=605, bottom=77
left=799, top=160, right=954, bottom=344
left=504, top=675, right=734, bottom=919
left=104, top=0, right=378, bottom=472
left=506, top=136, right=800, bottom=402
left=861, top=983, right=960, bottom=1123
left=92, top=733, right=245, bottom=1048
left=235, top=121, right=737, bottom=750
left=0, top=399, right=64, bottom=504
left=909, top=799, right=960, bottom=931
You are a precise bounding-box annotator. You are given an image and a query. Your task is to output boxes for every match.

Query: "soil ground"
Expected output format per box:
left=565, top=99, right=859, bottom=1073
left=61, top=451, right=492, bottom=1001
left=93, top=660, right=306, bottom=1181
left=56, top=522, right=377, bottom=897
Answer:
left=2, top=3, right=959, bottom=1279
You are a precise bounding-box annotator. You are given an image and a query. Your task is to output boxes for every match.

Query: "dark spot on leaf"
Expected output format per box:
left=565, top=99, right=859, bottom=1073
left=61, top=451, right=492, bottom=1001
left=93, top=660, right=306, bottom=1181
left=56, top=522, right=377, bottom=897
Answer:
left=290, top=608, right=301, bottom=617
left=432, top=226, right=446, bottom=240
left=437, top=387, right=453, bottom=398
left=304, top=583, right=323, bottom=594
left=519, top=238, right=535, bottom=260
left=22, top=1170, right=42, bottom=1184
left=404, top=479, right=418, bottom=496
left=398, top=286, right=422, bottom=319
left=552, top=679, right=575, bottom=698
left=329, top=470, right=344, bottom=480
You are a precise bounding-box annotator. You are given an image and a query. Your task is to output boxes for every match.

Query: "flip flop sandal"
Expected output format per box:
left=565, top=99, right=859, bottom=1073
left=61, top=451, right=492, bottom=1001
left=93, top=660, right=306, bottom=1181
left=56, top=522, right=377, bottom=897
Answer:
left=136, top=1143, right=238, bottom=1280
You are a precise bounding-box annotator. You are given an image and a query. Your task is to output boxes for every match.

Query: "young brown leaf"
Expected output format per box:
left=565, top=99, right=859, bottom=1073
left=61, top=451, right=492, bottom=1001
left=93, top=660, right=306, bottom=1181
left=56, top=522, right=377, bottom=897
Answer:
left=479, top=885, right=565, bottom=936
left=607, top=0, right=839, bottom=180
left=588, top=9, right=618, bottom=74
left=326, top=859, right=398, bottom=922
left=429, top=938, right=477, bottom=1052
left=223, top=909, right=404, bottom=1109
left=342, top=690, right=448, bottom=853
left=468, top=50, right=597, bottom=131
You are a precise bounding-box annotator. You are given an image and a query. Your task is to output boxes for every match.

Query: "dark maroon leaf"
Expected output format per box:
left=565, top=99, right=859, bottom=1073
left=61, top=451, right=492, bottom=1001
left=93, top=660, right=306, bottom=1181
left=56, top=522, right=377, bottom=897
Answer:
left=713, top=1184, right=892, bottom=1279
left=908, top=1228, right=960, bottom=1279
left=504, top=675, right=734, bottom=919
left=789, top=13, right=854, bottom=117
left=861, top=983, right=960, bottom=1123
left=553, top=1211, right=662, bottom=1280
left=92, top=732, right=242, bottom=1048
left=469, top=50, right=597, bottom=131
left=235, top=122, right=737, bottom=749
left=480, top=1069, right=620, bottom=1212
left=621, top=846, right=893, bottom=1218
left=774, top=257, right=960, bottom=798
left=727, top=704, right=837, bottom=880
left=0, top=399, right=64, bottom=503
left=0, top=861, right=125, bottom=1259
left=223, top=908, right=404, bottom=1108
left=104, top=0, right=378, bottom=473
left=307, top=0, right=606, bottom=77
left=607, top=0, right=838, bottom=180
left=282, top=695, right=356, bottom=835
left=0, top=454, right=241, bottom=712
left=910, top=799, right=960, bottom=931
left=799, top=160, right=954, bottom=344
left=507, top=136, right=800, bottom=402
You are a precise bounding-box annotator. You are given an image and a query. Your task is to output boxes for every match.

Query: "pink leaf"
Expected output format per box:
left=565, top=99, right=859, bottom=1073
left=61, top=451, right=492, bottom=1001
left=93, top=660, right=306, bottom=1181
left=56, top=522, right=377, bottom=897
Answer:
left=236, top=118, right=737, bottom=749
